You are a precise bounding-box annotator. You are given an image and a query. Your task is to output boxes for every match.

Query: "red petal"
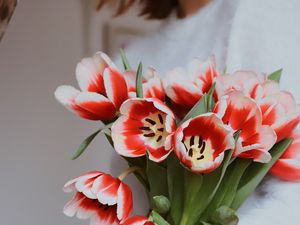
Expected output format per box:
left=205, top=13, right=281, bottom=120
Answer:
left=90, top=205, right=120, bottom=225
left=91, top=174, right=120, bottom=205
left=274, top=116, right=299, bottom=142
left=111, top=116, right=146, bottom=157
left=104, top=67, right=128, bottom=109
left=270, top=159, right=300, bottom=181
left=117, top=183, right=133, bottom=222
left=163, top=68, right=201, bottom=107
left=75, top=92, right=117, bottom=122
left=64, top=192, right=99, bottom=219
left=147, top=145, right=172, bottom=162
left=75, top=52, right=118, bottom=94
left=123, top=216, right=150, bottom=225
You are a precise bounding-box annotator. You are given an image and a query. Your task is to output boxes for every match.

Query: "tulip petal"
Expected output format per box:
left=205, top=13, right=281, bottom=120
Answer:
left=73, top=172, right=102, bottom=199
left=75, top=92, right=116, bottom=121
left=91, top=174, right=120, bottom=205
left=216, top=91, right=262, bottom=134
left=260, top=91, right=300, bottom=141
left=163, top=68, right=201, bottom=107
left=104, top=67, right=128, bottom=109
left=216, top=71, right=262, bottom=98
left=237, top=125, right=276, bottom=163
left=123, top=216, right=150, bottom=225
left=270, top=131, right=300, bottom=181
left=55, top=85, right=102, bottom=120
left=76, top=57, right=105, bottom=94
left=111, top=116, right=146, bottom=157
left=117, top=183, right=133, bottom=223
left=90, top=205, right=119, bottom=225
left=188, top=57, right=218, bottom=93
left=63, top=192, right=98, bottom=219
left=270, top=159, right=300, bottom=181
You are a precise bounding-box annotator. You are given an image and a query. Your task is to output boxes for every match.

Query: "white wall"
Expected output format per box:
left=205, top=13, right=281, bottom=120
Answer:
left=0, top=1, right=157, bottom=224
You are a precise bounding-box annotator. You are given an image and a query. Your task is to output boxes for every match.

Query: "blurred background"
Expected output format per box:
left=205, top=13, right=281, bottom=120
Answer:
left=0, top=1, right=160, bottom=224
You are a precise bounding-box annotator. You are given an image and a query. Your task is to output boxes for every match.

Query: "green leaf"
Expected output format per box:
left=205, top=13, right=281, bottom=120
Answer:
left=206, top=82, right=216, bottom=112
left=202, top=159, right=251, bottom=221
left=153, top=195, right=171, bottom=214
left=213, top=206, right=239, bottom=225
left=219, top=159, right=251, bottom=206
left=267, top=68, right=282, bottom=83
left=119, top=48, right=131, bottom=70
left=150, top=211, right=170, bottom=225
left=167, top=153, right=185, bottom=225
left=231, top=138, right=292, bottom=209
left=185, top=147, right=235, bottom=225
left=180, top=170, right=203, bottom=225
left=180, top=83, right=215, bottom=124
left=147, top=158, right=168, bottom=200
left=136, top=62, right=143, bottom=98
left=72, top=129, right=101, bottom=160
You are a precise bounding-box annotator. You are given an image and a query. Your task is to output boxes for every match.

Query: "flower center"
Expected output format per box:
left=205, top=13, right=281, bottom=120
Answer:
left=139, top=113, right=167, bottom=143
left=184, top=136, right=213, bottom=163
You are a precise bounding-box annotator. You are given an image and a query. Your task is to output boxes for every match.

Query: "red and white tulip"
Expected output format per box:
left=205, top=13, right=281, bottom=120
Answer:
left=163, top=57, right=218, bottom=118
left=173, top=113, right=234, bottom=173
left=215, top=71, right=263, bottom=99
left=255, top=81, right=300, bottom=142
left=111, top=98, right=176, bottom=162
left=63, top=171, right=133, bottom=224
left=55, top=52, right=128, bottom=122
left=123, top=216, right=155, bottom=225
left=124, top=67, right=165, bottom=101
left=270, top=131, right=300, bottom=181
left=214, top=91, right=277, bottom=163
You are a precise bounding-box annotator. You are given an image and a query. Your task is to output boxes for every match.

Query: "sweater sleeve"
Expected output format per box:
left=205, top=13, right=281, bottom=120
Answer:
left=226, top=0, right=300, bottom=102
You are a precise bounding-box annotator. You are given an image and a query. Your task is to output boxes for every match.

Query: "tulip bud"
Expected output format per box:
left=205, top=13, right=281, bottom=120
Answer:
left=152, top=195, right=171, bottom=214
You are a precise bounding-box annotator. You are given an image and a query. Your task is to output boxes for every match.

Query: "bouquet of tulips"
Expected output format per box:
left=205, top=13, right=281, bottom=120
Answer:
left=55, top=51, right=300, bottom=225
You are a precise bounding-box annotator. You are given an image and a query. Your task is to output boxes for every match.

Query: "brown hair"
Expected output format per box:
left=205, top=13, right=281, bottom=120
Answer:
left=96, top=0, right=182, bottom=19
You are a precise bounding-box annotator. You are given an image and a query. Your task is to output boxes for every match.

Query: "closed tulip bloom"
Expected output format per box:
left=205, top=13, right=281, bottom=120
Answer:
left=55, top=52, right=128, bottom=122
left=214, top=91, right=277, bottom=163
left=163, top=57, right=218, bottom=118
left=63, top=171, right=133, bottom=224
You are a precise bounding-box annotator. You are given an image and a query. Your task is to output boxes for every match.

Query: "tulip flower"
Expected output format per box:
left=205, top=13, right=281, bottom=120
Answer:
left=173, top=113, right=235, bottom=173
left=123, top=216, right=155, bottom=225
left=163, top=57, right=218, bottom=118
left=255, top=81, right=300, bottom=142
left=111, top=98, right=176, bottom=162
left=63, top=171, right=132, bottom=224
left=214, top=91, right=277, bottom=163
left=270, top=131, right=300, bottom=181
left=55, top=52, right=128, bottom=122
left=215, top=71, right=263, bottom=99
left=124, top=67, right=165, bottom=100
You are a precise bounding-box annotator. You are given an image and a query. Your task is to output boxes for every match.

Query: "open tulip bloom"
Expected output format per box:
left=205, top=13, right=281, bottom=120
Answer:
left=56, top=51, right=300, bottom=225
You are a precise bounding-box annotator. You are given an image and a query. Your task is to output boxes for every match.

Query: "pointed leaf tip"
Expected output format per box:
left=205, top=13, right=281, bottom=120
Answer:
left=136, top=62, right=143, bottom=98
left=120, top=48, right=131, bottom=71
left=268, top=68, right=282, bottom=83
left=71, top=129, right=101, bottom=160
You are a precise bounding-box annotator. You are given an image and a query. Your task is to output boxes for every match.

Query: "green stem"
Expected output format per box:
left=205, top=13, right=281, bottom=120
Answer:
left=118, top=166, right=141, bottom=180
